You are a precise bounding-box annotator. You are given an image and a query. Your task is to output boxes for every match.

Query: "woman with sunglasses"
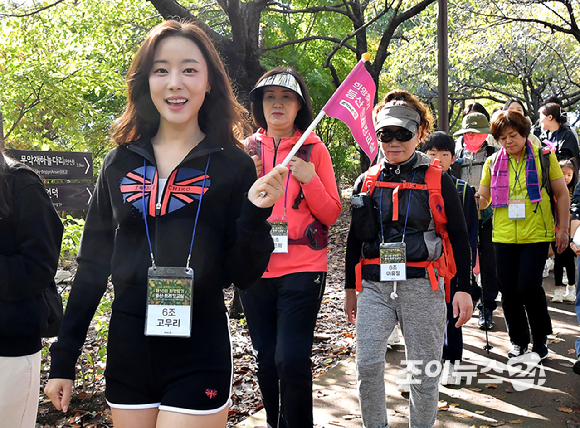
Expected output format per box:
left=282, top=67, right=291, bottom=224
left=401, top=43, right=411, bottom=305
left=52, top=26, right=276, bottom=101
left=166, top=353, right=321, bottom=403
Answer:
left=238, top=67, right=341, bottom=428
left=344, top=89, right=472, bottom=428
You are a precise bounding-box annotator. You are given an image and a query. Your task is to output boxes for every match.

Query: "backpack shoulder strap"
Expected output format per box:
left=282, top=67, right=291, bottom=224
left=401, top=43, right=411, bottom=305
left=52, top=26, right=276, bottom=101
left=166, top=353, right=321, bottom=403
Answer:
left=424, top=161, right=447, bottom=227
left=539, top=147, right=552, bottom=195
left=455, top=179, right=467, bottom=204
left=246, top=135, right=260, bottom=156
left=292, top=143, right=316, bottom=209
left=297, top=143, right=313, bottom=162
left=362, top=164, right=382, bottom=194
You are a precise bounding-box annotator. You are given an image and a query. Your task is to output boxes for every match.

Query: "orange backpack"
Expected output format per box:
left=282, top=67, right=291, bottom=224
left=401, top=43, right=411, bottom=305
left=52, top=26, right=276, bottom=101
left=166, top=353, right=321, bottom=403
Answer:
left=355, top=160, right=457, bottom=302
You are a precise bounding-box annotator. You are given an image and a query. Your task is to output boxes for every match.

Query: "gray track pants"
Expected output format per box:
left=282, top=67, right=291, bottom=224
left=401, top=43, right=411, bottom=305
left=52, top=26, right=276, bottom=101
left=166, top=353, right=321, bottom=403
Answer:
left=355, top=278, right=446, bottom=428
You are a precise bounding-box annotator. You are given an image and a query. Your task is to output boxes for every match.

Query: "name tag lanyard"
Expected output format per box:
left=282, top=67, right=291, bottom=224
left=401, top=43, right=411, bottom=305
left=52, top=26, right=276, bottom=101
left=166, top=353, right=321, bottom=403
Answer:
left=141, top=155, right=210, bottom=337
left=264, top=152, right=291, bottom=253
left=378, top=170, right=415, bottom=299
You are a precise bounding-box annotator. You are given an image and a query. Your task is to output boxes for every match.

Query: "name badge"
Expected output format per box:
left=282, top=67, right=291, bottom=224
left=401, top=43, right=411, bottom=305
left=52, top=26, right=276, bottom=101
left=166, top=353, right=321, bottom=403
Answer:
left=380, top=242, right=407, bottom=282
left=269, top=215, right=289, bottom=253
left=145, top=267, right=193, bottom=337
left=508, top=198, right=526, bottom=220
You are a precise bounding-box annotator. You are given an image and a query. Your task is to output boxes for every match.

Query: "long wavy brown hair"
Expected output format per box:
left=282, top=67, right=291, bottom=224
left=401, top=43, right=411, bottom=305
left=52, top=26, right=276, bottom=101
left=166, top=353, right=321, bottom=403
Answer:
left=374, top=89, right=433, bottom=143
left=112, top=20, right=249, bottom=147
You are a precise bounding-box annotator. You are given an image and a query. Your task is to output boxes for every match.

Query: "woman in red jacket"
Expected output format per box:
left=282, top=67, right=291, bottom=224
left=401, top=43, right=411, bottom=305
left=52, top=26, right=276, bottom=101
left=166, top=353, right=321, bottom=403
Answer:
left=239, top=67, right=341, bottom=428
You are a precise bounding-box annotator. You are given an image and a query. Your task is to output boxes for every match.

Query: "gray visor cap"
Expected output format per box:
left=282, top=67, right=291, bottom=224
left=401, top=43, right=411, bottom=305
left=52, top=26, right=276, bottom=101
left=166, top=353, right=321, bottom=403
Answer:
left=375, top=105, right=420, bottom=134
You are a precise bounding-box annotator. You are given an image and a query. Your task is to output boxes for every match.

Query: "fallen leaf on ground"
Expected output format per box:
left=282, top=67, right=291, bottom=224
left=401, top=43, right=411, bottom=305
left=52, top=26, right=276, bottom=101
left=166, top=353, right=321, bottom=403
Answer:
left=558, top=407, right=574, bottom=413
left=438, top=400, right=449, bottom=410
left=485, top=384, right=498, bottom=389
left=475, top=410, right=486, bottom=414
left=569, top=349, right=577, bottom=355
left=342, top=414, right=360, bottom=420
left=469, top=387, right=483, bottom=392
left=505, top=385, right=515, bottom=393
left=508, top=419, right=524, bottom=423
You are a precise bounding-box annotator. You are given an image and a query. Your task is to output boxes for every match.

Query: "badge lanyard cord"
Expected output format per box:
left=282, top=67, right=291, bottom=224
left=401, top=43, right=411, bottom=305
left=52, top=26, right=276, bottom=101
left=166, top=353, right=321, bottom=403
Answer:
left=508, top=152, right=525, bottom=195
left=379, top=170, right=415, bottom=299
left=142, top=155, right=211, bottom=270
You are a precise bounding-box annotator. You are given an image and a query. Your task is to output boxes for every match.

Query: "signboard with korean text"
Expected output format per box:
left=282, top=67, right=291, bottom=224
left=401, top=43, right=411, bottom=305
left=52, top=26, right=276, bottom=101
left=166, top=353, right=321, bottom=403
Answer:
left=7, top=149, right=94, bottom=210
left=44, top=183, right=93, bottom=211
left=7, top=149, right=93, bottom=180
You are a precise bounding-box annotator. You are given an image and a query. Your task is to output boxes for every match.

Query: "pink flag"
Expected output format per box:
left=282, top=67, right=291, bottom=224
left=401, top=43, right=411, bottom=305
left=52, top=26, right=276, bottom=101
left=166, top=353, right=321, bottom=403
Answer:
left=323, top=59, right=379, bottom=161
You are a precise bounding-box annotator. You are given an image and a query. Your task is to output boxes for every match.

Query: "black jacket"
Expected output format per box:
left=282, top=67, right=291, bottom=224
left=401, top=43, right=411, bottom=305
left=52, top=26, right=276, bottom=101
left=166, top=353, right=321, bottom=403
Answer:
left=0, top=167, right=63, bottom=356
left=50, top=135, right=274, bottom=379
left=549, top=126, right=579, bottom=165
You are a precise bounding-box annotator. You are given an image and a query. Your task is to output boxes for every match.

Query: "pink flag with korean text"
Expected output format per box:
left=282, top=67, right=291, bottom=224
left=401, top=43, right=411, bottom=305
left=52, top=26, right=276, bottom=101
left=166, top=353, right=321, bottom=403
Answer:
left=323, top=58, right=378, bottom=161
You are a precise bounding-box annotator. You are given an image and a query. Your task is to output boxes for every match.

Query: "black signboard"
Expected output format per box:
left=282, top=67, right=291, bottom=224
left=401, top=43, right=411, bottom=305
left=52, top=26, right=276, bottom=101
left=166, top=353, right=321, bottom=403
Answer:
left=8, top=149, right=93, bottom=180
left=45, top=183, right=93, bottom=211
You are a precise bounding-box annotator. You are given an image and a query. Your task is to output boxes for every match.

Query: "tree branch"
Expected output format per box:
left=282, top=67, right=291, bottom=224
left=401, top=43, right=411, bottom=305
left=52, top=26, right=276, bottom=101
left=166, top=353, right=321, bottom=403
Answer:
left=265, top=36, right=357, bottom=54
left=323, top=7, right=388, bottom=68
left=0, top=0, right=66, bottom=17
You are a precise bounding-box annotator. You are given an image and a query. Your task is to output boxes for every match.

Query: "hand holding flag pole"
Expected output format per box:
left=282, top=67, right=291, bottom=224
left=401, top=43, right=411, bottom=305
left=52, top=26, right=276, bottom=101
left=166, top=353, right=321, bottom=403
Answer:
left=259, top=53, right=378, bottom=198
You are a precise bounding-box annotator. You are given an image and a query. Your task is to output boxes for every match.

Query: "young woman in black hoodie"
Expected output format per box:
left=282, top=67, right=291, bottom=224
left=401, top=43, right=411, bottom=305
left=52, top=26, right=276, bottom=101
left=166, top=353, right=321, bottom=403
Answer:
left=45, top=20, right=287, bottom=428
left=0, top=150, right=63, bottom=428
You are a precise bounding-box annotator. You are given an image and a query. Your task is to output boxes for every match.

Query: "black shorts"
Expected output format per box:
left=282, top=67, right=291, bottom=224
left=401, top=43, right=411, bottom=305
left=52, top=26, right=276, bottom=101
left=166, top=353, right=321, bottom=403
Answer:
left=104, top=310, right=232, bottom=414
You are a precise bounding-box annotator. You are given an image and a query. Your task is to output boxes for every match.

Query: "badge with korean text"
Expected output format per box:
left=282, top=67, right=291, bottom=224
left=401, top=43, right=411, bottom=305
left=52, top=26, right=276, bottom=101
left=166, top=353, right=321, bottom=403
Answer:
left=269, top=215, right=289, bottom=253
left=145, top=267, right=193, bottom=337
left=508, top=196, right=526, bottom=220
left=380, top=242, right=407, bottom=282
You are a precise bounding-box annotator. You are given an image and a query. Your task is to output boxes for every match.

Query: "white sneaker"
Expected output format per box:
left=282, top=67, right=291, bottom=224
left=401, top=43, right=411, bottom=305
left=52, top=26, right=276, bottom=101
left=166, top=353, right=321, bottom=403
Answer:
left=551, top=287, right=564, bottom=303
left=543, top=257, right=554, bottom=277
left=397, top=379, right=410, bottom=392
left=387, top=326, right=400, bottom=345
left=440, top=373, right=460, bottom=385
left=563, top=285, right=576, bottom=302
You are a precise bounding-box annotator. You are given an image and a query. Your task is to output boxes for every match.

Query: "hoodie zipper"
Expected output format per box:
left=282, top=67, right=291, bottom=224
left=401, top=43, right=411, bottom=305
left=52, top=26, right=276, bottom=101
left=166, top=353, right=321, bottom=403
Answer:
left=127, top=142, right=222, bottom=260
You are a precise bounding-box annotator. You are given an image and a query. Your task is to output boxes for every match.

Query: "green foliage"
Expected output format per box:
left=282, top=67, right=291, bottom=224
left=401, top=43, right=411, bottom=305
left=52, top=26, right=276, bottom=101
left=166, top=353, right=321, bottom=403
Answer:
left=0, top=0, right=160, bottom=170
left=60, top=215, right=85, bottom=260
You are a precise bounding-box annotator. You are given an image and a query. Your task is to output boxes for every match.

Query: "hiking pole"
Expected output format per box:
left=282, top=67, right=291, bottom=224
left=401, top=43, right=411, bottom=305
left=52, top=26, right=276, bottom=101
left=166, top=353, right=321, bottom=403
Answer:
left=475, top=194, right=492, bottom=354
left=480, top=278, right=493, bottom=354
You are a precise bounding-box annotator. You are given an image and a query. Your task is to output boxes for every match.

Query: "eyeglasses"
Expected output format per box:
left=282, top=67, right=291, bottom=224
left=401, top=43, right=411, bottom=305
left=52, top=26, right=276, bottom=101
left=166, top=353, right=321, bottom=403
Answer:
left=377, top=128, right=415, bottom=143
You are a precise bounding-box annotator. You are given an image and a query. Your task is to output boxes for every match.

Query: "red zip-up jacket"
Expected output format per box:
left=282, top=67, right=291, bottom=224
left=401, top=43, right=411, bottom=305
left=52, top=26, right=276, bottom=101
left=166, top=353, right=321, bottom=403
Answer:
left=244, top=128, right=341, bottom=277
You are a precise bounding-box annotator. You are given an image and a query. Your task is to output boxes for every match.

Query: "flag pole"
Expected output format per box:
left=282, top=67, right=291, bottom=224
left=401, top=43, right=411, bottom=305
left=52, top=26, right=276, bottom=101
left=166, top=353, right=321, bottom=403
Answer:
left=280, top=110, right=326, bottom=167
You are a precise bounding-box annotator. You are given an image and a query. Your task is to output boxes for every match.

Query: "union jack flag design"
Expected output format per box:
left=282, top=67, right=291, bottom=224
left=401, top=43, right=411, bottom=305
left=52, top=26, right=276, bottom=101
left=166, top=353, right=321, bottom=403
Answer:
left=119, top=166, right=210, bottom=216
left=205, top=389, right=218, bottom=399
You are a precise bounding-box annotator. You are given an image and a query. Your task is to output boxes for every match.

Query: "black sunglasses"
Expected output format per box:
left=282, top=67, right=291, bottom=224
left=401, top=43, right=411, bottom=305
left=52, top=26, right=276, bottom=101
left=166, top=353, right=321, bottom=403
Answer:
left=377, top=128, right=415, bottom=143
